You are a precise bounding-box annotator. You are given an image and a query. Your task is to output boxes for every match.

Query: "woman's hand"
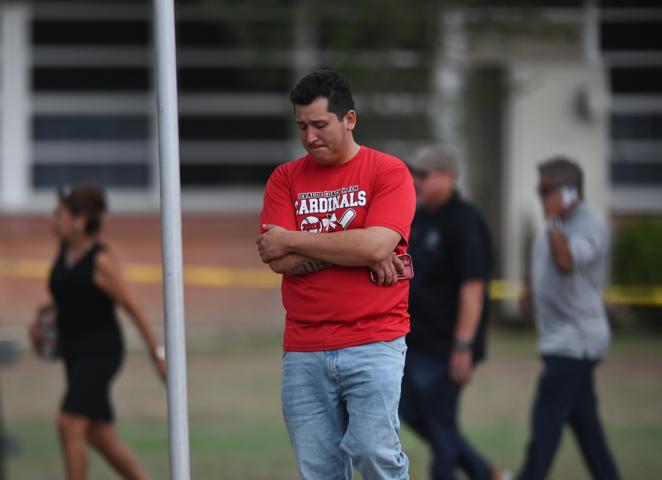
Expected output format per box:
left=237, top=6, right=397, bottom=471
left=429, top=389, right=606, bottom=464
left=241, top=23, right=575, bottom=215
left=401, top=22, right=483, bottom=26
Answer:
left=29, top=304, right=56, bottom=357
left=152, top=345, right=167, bottom=384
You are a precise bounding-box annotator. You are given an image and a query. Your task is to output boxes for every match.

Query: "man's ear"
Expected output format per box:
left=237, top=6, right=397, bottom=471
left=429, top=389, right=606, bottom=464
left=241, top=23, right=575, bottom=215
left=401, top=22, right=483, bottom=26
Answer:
left=344, top=110, right=357, bottom=131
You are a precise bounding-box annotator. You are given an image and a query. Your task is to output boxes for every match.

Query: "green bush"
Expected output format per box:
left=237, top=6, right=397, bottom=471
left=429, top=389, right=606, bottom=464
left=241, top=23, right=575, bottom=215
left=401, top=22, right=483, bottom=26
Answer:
left=612, top=218, right=662, bottom=285
left=611, top=217, right=662, bottom=328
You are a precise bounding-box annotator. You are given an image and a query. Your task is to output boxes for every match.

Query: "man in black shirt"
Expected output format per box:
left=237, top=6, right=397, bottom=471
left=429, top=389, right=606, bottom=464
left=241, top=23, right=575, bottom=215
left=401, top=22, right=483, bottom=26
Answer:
left=400, top=146, right=503, bottom=480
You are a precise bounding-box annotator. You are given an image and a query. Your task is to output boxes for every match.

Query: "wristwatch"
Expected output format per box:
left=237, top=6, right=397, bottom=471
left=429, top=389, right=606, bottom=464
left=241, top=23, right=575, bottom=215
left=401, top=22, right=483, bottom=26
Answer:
left=546, top=218, right=563, bottom=232
left=453, top=338, right=473, bottom=351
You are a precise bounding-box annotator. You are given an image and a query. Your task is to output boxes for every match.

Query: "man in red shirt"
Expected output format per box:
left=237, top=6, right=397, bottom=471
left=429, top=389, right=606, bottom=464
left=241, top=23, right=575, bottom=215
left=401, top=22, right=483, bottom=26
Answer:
left=257, top=70, right=415, bottom=479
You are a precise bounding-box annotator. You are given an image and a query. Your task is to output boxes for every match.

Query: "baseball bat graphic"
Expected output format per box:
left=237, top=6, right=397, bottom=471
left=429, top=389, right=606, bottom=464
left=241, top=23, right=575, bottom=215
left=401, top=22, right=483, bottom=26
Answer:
left=338, top=209, right=356, bottom=229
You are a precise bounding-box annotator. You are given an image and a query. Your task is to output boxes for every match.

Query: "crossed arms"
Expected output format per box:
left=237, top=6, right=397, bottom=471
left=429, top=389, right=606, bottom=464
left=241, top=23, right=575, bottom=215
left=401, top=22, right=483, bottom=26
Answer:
left=256, top=224, right=406, bottom=286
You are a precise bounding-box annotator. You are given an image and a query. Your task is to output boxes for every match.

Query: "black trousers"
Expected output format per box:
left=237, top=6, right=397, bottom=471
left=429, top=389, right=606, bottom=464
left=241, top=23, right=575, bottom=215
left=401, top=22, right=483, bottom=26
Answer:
left=400, top=349, right=492, bottom=480
left=517, top=355, right=621, bottom=480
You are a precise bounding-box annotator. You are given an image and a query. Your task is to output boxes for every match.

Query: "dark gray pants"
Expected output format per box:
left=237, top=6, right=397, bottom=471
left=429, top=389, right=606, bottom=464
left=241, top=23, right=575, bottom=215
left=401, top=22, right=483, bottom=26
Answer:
left=517, top=355, right=621, bottom=480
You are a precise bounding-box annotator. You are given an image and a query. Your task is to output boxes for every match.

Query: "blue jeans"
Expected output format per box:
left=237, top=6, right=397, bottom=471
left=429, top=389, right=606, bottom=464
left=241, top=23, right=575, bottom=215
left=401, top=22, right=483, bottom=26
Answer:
left=281, top=336, right=409, bottom=480
left=517, top=355, right=621, bottom=480
left=399, top=349, right=492, bottom=480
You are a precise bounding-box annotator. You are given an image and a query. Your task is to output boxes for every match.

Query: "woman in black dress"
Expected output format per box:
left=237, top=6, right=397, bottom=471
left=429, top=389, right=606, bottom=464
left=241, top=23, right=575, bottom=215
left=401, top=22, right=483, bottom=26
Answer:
left=30, top=184, right=166, bottom=480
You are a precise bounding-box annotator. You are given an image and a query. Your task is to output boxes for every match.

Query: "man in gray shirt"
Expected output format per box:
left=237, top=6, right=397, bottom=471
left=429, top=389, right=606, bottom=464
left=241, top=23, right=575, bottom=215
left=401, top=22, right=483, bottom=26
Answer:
left=517, top=157, right=620, bottom=480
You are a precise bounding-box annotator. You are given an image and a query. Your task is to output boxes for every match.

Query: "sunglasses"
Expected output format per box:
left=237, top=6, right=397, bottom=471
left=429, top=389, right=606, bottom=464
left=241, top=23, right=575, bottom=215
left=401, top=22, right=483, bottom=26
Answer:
left=410, top=167, right=452, bottom=179
left=537, top=185, right=559, bottom=197
left=408, top=166, right=429, bottom=177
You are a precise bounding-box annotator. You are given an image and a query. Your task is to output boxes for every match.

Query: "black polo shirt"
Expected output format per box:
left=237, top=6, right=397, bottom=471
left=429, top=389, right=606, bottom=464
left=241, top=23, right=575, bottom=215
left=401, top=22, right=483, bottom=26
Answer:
left=407, top=191, right=492, bottom=364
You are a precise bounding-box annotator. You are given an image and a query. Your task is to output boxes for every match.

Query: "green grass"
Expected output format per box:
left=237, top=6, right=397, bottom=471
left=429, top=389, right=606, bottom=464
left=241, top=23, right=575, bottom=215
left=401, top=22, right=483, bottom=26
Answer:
left=4, top=329, right=662, bottom=479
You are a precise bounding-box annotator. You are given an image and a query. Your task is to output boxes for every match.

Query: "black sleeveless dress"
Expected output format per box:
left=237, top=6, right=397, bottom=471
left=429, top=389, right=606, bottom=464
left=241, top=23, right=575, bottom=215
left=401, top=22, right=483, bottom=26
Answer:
left=49, top=242, right=124, bottom=422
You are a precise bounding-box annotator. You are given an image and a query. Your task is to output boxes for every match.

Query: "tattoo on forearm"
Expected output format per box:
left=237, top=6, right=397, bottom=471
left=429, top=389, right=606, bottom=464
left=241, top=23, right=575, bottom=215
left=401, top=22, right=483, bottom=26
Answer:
left=290, top=258, right=332, bottom=275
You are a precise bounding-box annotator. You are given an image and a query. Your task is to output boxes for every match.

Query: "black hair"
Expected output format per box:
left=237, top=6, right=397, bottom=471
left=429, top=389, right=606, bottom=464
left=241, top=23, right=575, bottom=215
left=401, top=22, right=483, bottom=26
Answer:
left=57, top=183, right=107, bottom=235
left=289, top=70, right=356, bottom=120
left=538, top=155, right=584, bottom=198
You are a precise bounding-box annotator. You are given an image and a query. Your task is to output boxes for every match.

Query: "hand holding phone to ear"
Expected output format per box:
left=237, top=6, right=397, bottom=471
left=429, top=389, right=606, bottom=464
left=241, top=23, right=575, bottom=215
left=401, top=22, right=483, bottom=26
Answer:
left=560, top=186, right=578, bottom=209
left=543, top=185, right=577, bottom=219
left=544, top=187, right=577, bottom=272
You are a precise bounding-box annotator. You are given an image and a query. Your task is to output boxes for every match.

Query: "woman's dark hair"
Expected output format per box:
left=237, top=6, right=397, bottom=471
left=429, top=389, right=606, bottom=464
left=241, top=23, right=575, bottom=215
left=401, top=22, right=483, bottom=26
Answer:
left=289, top=70, right=356, bottom=120
left=57, top=183, right=107, bottom=235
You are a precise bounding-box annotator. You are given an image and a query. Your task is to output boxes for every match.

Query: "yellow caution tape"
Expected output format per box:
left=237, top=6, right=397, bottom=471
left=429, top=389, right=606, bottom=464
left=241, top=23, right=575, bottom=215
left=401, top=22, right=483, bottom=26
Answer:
left=488, top=279, right=662, bottom=307
left=0, top=259, right=49, bottom=279
left=1, top=258, right=661, bottom=306
left=488, top=279, right=521, bottom=301
left=603, top=285, right=662, bottom=307
left=0, top=258, right=280, bottom=289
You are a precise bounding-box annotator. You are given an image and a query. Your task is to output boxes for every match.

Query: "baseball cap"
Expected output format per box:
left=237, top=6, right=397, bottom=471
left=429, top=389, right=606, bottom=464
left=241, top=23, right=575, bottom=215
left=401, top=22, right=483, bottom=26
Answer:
left=407, top=145, right=459, bottom=175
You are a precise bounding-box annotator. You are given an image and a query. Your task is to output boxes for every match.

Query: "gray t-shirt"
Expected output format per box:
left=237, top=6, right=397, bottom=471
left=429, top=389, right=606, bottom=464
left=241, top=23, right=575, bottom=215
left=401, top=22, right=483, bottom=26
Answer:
left=531, top=201, right=611, bottom=360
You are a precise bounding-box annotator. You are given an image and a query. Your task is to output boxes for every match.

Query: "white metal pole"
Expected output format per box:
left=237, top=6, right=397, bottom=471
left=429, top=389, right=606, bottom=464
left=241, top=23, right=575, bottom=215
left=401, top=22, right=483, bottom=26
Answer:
left=153, top=0, right=191, bottom=479
left=0, top=3, right=31, bottom=211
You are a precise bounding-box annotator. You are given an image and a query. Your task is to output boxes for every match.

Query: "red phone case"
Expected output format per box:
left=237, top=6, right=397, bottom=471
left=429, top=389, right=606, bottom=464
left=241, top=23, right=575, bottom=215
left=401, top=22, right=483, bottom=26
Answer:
left=370, top=253, right=414, bottom=282
left=397, top=253, right=414, bottom=280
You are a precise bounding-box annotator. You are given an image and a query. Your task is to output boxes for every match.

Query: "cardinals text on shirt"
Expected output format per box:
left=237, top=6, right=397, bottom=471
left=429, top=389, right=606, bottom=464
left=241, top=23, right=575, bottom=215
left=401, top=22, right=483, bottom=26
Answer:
left=295, top=185, right=367, bottom=233
left=295, top=185, right=367, bottom=216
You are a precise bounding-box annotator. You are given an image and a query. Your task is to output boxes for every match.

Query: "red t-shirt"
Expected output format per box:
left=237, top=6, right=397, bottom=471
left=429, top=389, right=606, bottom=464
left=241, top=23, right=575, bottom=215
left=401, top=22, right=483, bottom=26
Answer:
left=260, top=145, right=416, bottom=351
